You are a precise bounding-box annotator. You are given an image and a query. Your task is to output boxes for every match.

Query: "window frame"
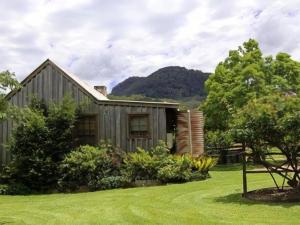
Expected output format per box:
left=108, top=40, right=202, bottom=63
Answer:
left=128, top=113, right=151, bottom=139
left=74, top=114, right=98, bottom=146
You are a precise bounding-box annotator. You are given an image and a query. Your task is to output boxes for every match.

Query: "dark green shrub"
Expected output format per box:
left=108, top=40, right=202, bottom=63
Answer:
left=157, top=155, right=193, bottom=183
left=123, top=142, right=218, bottom=184
left=157, top=155, right=217, bottom=183
left=2, top=95, right=77, bottom=192
left=46, top=96, right=77, bottom=161
left=0, top=183, right=31, bottom=195
left=58, top=145, right=100, bottom=191
left=150, top=141, right=170, bottom=159
left=123, top=148, right=157, bottom=181
left=4, top=108, right=56, bottom=191
left=123, top=141, right=171, bottom=181
left=88, top=176, right=130, bottom=191
left=58, top=145, right=122, bottom=191
left=190, top=171, right=208, bottom=181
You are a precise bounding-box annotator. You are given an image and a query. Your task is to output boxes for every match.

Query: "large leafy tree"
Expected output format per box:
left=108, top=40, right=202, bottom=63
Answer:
left=203, top=39, right=300, bottom=189
left=202, top=39, right=300, bottom=131
left=0, top=71, right=20, bottom=120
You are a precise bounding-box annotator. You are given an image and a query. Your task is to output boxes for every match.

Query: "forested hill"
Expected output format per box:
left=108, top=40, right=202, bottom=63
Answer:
left=111, top=66, right=210, bottom=100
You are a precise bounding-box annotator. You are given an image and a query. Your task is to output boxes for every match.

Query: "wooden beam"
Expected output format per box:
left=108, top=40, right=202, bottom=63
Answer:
left=242, top=143, right=247, bottom=196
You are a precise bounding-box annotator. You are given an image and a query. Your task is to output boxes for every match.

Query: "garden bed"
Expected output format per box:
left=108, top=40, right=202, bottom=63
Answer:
left=245, top=187, right=300, bottom=203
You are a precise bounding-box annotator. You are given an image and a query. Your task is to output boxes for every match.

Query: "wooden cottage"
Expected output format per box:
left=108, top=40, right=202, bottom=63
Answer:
left=0, top=59, right=204, bottom=166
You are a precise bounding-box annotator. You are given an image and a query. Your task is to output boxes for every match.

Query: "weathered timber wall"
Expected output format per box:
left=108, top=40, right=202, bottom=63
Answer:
left=0, top=62, right=170, bottom=166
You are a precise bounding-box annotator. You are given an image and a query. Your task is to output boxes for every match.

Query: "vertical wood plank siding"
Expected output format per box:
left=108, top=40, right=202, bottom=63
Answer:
left=0, top=62, right=174, bottom=166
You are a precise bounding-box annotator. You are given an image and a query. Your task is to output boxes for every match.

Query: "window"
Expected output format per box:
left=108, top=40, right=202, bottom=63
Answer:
left=129, top=114, right=149, bottom=138
left=74, top=115, right=97, bottom=145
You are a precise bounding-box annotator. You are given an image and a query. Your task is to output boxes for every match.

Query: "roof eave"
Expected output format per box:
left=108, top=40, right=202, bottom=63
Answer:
left=96, top=99, right=180, bottom=108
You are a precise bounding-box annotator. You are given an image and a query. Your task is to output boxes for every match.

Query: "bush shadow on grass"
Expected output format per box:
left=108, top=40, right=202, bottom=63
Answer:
left=211, top=163, right=262, bottom=172
left=214, top=192, right=299, bottom=208
left=211, top=164, right=242, bottom=171
left=0, top=221, right=12, bottom=225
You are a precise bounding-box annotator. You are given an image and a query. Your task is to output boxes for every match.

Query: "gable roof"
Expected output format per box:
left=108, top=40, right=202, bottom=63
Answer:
left=50, top=60, right=108, bottom=101
left=6, top=59, right=108, bottom=101
left=6, top=59, right=179, bottom=108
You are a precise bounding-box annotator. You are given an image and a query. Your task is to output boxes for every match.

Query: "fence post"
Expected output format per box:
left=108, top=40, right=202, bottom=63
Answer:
left=242, top=142, right=247, bottom=196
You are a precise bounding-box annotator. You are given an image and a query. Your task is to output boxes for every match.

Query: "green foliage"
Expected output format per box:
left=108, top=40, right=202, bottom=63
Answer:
left=124, top=141, right=216, bottom=183
left=2, top=95, right=78, bottom=191
left=5, top=108, right=55, bottom=191
left=191, top=156, right=218, bottom=173
left=157, top=155, right=192, bottom=183
left=58, top=145, right=123, bottom=191
left=157, top=155, right=217, bottom=183
left=88, top=176, right=130, bottom=191
left=47, top=95, right=77, bottom=161
left=0, top=183, right=31, bottom=195
left=0, top=70, right=20, bottom=121
left=58, top=145, right=103, bottom=191
left=123, top=141, right=170, bottom=181
left=231, top=94, right=300, bottom=151
left=124, top=148, right=158, bottom=181
left=203, top=38, right=300, bottom=189
left=202, top=39, right=300, bottom=132
left=0, top=70, right=20, bottom=91
left=157, top=162, right=191, bottom=183
left=3, top=128, right=215, bottom=194
left=205, top=130, right=233, bottom=148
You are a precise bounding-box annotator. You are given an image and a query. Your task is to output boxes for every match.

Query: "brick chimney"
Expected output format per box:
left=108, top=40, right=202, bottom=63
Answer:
left=94, top=86, right=107, bottom=97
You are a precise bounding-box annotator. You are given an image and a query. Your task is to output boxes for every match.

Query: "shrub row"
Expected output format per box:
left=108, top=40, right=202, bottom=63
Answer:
left=0, top=142, right=217, bottom=194
left=57, top=142, right=217, bottom=192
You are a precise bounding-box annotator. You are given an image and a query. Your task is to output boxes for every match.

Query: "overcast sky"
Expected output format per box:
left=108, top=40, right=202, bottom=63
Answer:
left=1, top=0, right=300, bottom=91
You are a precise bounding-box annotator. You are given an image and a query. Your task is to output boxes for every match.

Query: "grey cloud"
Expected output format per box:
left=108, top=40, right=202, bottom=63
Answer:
left=47, top=1, right=143, bottom=33
left=70, top=50, right=132, bottom=89
left=1, top=0, right=300, bottom=89
left=0, top=0, right=33, bottom=22
left=208, top=0, right=239, bottom=19
left=252, top=2, right=300, bottom=57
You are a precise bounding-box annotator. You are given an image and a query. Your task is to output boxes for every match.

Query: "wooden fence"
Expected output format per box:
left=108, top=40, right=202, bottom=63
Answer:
left=206, top=144, right=244, bottom=164
left=242, top=148, right=300, bottom=196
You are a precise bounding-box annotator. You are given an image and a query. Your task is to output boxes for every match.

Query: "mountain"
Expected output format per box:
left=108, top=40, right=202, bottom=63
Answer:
left=111, top=66, right=210, bottom=100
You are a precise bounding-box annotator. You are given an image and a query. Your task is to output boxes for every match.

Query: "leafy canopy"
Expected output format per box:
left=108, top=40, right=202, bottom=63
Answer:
left=202, top=39, right=300, bottom=131
left=232, top=94, right=300, bottom=152
left=0, top=71, right=20, bottom=120
left=203, top=39, right=300, bottom=189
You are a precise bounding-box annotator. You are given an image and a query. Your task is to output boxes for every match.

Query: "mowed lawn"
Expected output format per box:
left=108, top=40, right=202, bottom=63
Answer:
left=0, top=165, right=299, bottom=225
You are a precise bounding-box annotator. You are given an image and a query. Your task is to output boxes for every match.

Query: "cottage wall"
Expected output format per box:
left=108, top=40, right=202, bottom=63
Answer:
left=0, top=62, right=173, bottom=166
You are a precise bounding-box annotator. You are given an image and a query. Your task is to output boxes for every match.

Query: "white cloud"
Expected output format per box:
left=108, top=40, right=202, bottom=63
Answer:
left=1, top=0, right=300, bottom=91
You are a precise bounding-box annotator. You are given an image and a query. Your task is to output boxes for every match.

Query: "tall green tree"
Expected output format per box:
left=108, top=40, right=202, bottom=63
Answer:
left=0, top=71, right=20, bottom=120
left=203, top=39, right=300, bottom=190
left=202, top=39, right=300, bottom=131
